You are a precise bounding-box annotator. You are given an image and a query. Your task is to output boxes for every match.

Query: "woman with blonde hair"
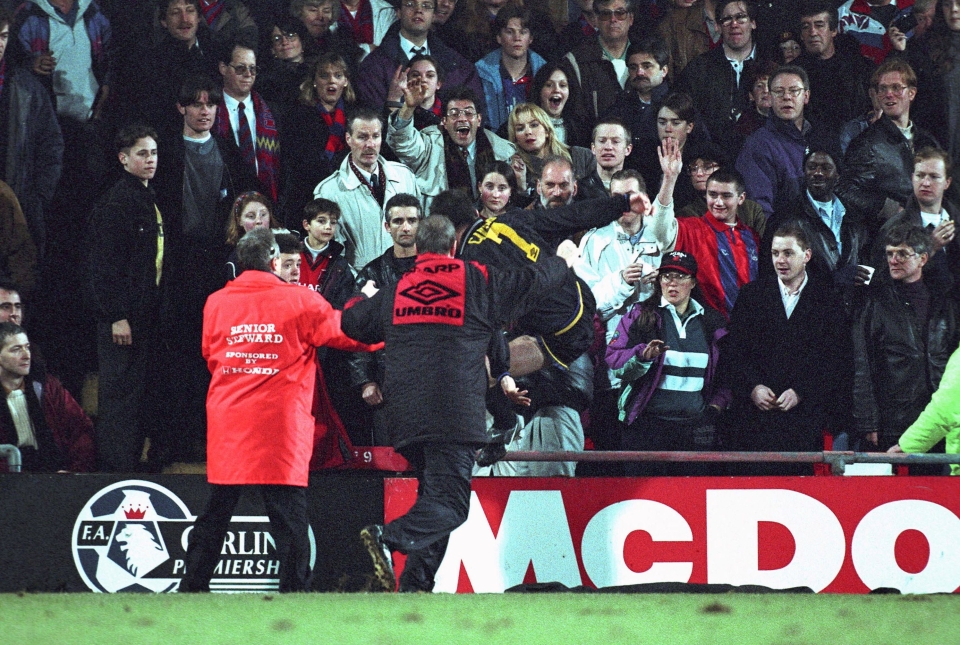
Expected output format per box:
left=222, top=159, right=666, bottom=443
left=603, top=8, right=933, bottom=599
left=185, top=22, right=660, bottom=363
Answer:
left=278, top=52, right=356, bottom=226
left=507, top=103, right=596, bottom=195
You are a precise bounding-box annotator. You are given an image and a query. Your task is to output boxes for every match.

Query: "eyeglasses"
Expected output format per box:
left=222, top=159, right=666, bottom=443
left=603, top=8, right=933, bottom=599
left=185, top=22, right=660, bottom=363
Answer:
left=271, top=32, right=299, bottom=43
left=446, top=108, right=477, bottom=118
left=227, top=63, right=258, bottom=76
left=771, top=87, right=806, bottom=98
left=718, top=12, right=750, bottom=26
left=688, top=162, right=719, bottom=175
left=402, top=0, right=434, bottom=10
left=596, top=8, right=629, bottom=21
left=660, top=272, right=693, bottom=284
left=886, top=249, right=919, bottom=261
left=876, top=83, right=909, bottom=96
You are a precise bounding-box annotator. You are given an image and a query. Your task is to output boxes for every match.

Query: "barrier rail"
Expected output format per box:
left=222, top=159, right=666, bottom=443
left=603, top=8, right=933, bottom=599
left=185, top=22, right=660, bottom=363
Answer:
left=503, top=450, right=960, bottom=474
left=0, top=444, right=22, bottom=473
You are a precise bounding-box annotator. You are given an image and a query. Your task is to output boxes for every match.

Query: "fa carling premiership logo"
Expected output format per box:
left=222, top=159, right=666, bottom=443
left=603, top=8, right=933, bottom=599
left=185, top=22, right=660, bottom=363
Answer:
left=72, top=480, right=315, bottom=593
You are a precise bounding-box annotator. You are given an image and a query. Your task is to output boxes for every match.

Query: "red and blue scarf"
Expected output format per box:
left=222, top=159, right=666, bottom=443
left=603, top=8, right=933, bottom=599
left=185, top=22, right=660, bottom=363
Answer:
left=199, top=0, right=225, bottom=28
left=318, top=98, right=347, bottom=160
left=215, top=92, right=281, bottom=202
left=338, top=0, right=374, bottom=45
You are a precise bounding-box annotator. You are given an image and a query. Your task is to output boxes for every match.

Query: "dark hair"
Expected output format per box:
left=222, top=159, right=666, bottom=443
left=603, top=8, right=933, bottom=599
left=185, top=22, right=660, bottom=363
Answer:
left=219, top=39, right=257, bottom=66
left=494, top=2, right=532, bottom=33
left=116, top=125, right=158, bottom=154
left=803, top=146, right=841, bottom=174
left=236, top=228, right=279, bottom=271
left=304, top=198, right=341, bottom=222
left=385, top=193, right=423, bottom=221
left=0, top=6, right=11, bottom=31
left=270, top=14, right=311, bottom=45
left=0, top=322, right=26, bottom=349
left=441, top=86, right=479, bottom=115
left=716, top=0, right=756, bottom=22
left=430, top=189, right=478, bottom=229
left=178, top=75, right=223, bottom=107
left=595, top=0, right=636, bottom=12
left=407, top=53, right=445, bottom=83
left=627, top=36, right=669, bottom=70
left=417, top=215, right=456, bottom=254
left=274, top=232, right=303, bottom=255
left=159, top=0, right=201, bottom=16
left=925, top=0, right=960, bottom=75
left=610, top=169, right=647, bottom=194
left=592, top=118, right=633, bottom=146
left=659, top=92, right=696, bottom=123
left=0, top=280, right=20, bottom=295
left=769, top=65, right=810, bottom=91
left=885, top=223, right=932, bottom=256
left=772, top=221, right=811, bottom=250
left=477, top=159, right=519, bottom=192
left=706, top=166, right=746, bottom=194
left=798, top=0, right=838, bottom=31
left=346, top=106, right=383, bottom=135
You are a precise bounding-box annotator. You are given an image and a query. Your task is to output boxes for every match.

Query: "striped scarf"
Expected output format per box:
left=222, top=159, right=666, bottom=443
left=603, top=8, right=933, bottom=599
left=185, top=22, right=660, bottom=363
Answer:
left=318, top=99, right=347, bottom=160
left=199, top=0, right=225, bottom=28
left=215, top=92, right=281, bottom=202
left=338, top=0, right=374, bottom=45
left=0, top=60, right=5, bottom=97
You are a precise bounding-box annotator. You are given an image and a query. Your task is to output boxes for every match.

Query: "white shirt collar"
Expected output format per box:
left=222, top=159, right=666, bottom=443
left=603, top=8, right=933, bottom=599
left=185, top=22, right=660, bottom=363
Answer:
left=399, top=34, right=429, bottom=58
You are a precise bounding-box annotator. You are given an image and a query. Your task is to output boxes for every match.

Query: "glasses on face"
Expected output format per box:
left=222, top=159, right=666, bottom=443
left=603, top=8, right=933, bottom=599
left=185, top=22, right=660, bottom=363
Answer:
left=771, top=86, right=806, bottom=98
left=228, top=63, right=258, bottom=76
left=719, top=12, right=750, bottom=26
left=886, top=249, right=919, bottom=261
left=660, top=272, right=693, bottom=284
left=402, top=0, right=434, bottom=10
left=688, top=162, right=719, bottom=175
left=271, top=32, right=299, bottom=43
left=446, top=108, right=477, bottom=118
left=596, top=8, right=629, bottom=21
left=876, top=83, right=909, bottom=96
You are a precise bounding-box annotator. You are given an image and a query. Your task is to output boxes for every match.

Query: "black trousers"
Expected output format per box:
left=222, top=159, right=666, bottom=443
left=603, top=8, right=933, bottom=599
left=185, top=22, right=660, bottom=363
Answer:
left=181, top=484, right=312, bottom=593
left=95, top=314, right=158, bottom=472
left=382, top=442, right=476, bottom=592
left=622, top=413, right=719, bottom=477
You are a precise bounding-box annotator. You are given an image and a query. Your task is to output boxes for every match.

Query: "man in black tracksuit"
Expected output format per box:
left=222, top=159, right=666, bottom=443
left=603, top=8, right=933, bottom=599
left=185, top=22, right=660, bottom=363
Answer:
left=342, top=215, right=571, bottom=593
left=433, top=187, right=651, bottom=376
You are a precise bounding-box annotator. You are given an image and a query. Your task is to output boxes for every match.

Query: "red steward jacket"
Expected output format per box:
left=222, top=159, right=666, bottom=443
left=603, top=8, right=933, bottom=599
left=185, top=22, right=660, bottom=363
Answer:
left=202, top=270, right=380, bottom=486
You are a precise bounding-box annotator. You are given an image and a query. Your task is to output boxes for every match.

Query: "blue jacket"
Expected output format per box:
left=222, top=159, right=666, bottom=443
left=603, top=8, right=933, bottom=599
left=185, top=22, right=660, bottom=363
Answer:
left=736, top=115, right=810, bottom=218
left=476, top=48, right=545, bottom=133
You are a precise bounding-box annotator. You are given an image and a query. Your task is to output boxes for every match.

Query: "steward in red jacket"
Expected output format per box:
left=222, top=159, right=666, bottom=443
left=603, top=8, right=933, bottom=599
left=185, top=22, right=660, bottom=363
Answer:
left=182, top=229, right=380, bottom=593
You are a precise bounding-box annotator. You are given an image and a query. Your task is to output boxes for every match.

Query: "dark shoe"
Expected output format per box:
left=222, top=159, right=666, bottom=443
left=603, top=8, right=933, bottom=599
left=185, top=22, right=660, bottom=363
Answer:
left=360, top=525, right=395, bottom=592
left=476, top=441, right=507, bottom=467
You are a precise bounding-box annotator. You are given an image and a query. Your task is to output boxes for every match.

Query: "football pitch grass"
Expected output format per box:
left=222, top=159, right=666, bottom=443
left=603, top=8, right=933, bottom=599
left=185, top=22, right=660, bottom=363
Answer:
left=3, top=592, right=959, bottom=644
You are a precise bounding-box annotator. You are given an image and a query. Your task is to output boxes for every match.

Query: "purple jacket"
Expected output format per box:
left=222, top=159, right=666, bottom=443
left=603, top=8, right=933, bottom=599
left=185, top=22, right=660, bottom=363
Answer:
left=605, top=302, right=730, bottom=426
left=736, top=115, right=810, bottom=218
left=356, top=30, right=486, bottom=116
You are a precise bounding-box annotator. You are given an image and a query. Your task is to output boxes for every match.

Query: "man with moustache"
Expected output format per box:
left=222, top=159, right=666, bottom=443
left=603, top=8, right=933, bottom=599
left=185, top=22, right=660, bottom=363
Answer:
left=315, top=108, right=420, bottom=272
left=606, top=36, right=670, bottom=160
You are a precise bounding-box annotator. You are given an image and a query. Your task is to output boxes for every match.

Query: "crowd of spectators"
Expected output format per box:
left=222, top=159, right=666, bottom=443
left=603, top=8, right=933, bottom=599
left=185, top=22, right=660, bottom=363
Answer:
left=1, top=0, right=958, bottom=476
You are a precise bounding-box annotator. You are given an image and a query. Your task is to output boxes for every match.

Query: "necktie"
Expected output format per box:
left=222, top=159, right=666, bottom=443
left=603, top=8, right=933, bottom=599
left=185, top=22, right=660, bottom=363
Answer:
left=237, top=102, right=256, bottom=169
left=370, top=172, right=379, bottom=189
left=411, top=46, right=425, bottom=57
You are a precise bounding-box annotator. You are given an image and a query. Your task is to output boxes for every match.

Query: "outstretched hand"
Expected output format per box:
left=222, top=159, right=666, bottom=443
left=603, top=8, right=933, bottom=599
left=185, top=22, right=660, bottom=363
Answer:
left=501, top=375, right=531, bottom=406
left=658, top=137, right=683, bottom=180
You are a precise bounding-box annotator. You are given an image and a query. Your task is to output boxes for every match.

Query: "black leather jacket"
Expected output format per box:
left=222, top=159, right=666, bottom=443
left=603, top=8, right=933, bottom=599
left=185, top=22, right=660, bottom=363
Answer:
left=837, top=116, right=939, bottom=222
left=852, top=276, right=960, bottom=445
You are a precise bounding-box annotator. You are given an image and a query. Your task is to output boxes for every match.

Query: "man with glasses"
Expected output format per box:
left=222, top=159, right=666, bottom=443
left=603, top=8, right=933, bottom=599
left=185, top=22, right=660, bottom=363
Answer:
left=357, top=0, right=485, bottom=115
left=736, top=65, right=815, bottom=218
left=387, top=85, right=514, bottom=210
left=564, top=0, right=634, bottom=121
left=721, top=221, right=854, bottom=475
left=676, top=0, right=762, bottom=155
left=852, top=223, right=960, bottom=456
left=214, top=40, right=282, bottom=203
left=837, top=59, right=939, bottom=233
